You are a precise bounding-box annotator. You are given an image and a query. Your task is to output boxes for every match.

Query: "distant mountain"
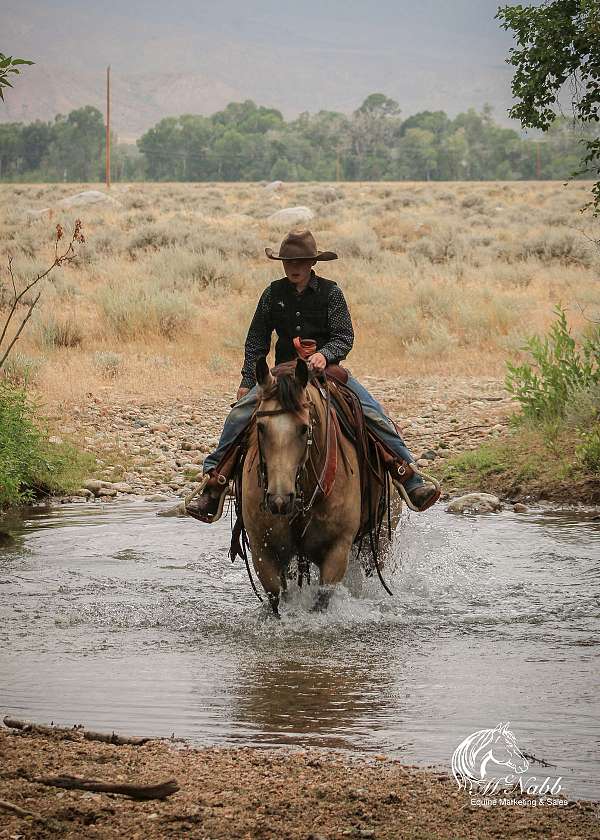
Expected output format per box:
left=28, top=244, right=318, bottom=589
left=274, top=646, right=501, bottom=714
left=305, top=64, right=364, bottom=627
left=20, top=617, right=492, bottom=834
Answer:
left=1, top=0, right=517, bottom=141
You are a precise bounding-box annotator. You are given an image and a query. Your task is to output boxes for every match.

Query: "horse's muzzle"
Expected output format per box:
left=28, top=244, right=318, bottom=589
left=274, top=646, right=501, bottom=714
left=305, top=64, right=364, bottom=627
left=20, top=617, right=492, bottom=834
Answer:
left=266, top=493, right=295, bottom=515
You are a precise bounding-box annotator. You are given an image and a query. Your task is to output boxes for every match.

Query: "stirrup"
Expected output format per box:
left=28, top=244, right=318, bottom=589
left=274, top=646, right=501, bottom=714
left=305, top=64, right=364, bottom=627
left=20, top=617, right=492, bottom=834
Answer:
left=393, top=463, right=441, bottom=512
left=184, top=474, right=230, bottom=524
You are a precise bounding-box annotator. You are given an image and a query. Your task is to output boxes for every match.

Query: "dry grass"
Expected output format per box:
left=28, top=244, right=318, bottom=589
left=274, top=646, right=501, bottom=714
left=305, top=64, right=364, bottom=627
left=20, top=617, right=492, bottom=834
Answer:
left=0, top=180, right=599, bottom=407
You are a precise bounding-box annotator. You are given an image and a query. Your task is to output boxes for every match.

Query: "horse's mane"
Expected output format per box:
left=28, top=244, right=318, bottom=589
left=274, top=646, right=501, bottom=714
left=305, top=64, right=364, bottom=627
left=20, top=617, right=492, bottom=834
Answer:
left=261, top=374, right=307, bottom=414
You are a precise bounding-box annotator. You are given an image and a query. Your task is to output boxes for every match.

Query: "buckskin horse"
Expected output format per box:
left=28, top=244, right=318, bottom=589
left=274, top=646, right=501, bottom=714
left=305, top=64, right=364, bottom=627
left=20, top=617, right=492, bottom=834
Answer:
left=234, top=356, right=389, bottom=616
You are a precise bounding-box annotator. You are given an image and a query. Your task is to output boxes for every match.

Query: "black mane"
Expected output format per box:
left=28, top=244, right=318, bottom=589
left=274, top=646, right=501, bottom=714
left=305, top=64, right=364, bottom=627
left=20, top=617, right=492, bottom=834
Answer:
left=264, top=373, right=306, bottom=413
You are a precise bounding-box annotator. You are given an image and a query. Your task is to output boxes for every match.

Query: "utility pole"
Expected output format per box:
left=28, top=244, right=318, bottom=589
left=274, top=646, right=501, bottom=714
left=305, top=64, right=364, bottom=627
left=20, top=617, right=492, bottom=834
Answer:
left=105, top=65, right=111, bottom=189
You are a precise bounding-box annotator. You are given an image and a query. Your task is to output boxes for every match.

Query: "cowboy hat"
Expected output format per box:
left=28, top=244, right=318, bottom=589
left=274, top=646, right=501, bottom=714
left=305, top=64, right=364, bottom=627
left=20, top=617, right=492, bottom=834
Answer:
left=265, top=229, right=338, bottom=261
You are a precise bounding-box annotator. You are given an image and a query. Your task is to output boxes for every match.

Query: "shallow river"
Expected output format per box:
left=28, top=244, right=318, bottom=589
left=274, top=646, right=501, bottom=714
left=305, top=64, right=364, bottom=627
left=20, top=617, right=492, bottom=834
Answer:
left=0, top=500, right=598, bottom=800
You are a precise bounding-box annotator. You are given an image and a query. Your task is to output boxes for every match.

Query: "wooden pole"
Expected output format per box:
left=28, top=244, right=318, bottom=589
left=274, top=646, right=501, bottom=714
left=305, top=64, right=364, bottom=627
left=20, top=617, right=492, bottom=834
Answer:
left=106, top=65, right=111, bottom=189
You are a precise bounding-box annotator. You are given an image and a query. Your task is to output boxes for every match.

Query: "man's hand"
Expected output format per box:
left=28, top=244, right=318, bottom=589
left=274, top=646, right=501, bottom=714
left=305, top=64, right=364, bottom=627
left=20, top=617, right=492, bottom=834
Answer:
left=308, top=352, right=327, bottom=372
left=236, top=386, right=250, bottom=401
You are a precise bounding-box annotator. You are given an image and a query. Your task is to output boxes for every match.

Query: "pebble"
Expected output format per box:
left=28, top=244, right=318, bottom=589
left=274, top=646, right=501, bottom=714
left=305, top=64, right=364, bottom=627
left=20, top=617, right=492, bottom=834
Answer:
left=513, top=502, right=528, bottom=512
left=53, top=379, right=510, bottom=501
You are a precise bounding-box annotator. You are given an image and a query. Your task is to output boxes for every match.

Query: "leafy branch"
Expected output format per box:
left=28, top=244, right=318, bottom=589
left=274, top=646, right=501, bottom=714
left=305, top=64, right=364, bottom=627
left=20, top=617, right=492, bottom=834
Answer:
left=0, top=221, right=85, bottom=371
left=497, top=0, right=600, bottom=213
left=0, top=52, right=34, bottom=101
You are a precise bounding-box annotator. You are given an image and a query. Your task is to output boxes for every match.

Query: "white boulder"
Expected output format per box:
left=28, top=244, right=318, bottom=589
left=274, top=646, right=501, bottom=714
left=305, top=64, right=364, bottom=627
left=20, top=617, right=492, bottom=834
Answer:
left=58, top=190, right=121, bottom=209
left=264, top=180, right=284, bottom=192
left=446, top=492, right=503, bottom=514
left=267, top=206, right=314, bottom=226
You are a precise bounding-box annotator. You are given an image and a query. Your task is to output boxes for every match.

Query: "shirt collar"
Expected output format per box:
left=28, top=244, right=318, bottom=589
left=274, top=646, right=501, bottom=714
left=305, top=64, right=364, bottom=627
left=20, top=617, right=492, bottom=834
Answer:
left=284, top=270, right=319, bottom=294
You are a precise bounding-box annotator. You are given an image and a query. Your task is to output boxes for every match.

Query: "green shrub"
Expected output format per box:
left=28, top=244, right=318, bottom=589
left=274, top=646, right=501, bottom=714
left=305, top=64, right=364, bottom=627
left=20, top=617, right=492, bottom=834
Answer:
left=0, top=382, right=94, bottom=507
left=506, top=306, right=600, bottom=421
left=576, top=425, right=600, bottom=472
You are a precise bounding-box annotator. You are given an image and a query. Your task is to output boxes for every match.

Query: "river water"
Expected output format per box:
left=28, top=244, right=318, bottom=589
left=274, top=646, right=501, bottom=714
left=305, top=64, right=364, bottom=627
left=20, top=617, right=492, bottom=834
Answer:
left=0, top=500, right=598, bottom=800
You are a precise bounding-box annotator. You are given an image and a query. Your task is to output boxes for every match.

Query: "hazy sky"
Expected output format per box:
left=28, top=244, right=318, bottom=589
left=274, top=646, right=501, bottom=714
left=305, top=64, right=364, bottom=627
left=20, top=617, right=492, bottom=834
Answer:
left=3, top=1, right=525, bottom=135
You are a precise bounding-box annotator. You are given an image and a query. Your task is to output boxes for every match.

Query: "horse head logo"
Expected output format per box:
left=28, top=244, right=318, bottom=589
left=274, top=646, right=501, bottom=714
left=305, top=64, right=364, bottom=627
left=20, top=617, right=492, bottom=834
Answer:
left=451, top=722, right=529, bottom=791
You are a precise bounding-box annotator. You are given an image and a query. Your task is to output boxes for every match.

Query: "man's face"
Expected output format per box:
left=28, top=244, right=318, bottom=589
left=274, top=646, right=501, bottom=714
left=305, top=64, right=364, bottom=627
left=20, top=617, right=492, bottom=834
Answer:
left=282, top=258, right=316, bottom=288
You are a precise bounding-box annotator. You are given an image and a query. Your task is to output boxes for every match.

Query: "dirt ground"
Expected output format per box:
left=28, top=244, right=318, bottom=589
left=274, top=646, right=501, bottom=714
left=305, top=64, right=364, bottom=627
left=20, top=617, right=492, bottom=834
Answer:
left=0, top=727, right=598, bottom=840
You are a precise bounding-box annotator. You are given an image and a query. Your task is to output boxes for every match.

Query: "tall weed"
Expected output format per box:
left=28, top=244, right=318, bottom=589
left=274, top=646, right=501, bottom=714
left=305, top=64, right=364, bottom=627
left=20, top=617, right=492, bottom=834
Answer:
left=506, top=306, right=600, bottom=421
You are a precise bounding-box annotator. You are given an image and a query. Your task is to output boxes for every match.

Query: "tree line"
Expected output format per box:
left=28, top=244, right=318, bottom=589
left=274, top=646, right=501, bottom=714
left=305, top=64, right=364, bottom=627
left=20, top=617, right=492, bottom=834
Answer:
left=0, top=93, right=594, bottom=183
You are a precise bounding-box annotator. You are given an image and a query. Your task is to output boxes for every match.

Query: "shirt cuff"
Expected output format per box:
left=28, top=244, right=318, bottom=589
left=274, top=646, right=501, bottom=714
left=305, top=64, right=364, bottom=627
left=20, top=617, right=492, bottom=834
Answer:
left=319, top=347, right=337, bottom=363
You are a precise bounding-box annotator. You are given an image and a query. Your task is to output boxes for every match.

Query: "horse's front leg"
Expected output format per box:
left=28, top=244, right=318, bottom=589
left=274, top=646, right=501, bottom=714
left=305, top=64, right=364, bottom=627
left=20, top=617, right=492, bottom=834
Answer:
left=252, top=545, right=283, bottom=617
left=312, top=541, right=352, bottom=612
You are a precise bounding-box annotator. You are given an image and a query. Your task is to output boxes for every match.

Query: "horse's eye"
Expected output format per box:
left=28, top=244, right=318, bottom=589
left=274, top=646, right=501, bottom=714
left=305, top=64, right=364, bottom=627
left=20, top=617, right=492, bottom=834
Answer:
left=300, top=424, right=309, bottom=436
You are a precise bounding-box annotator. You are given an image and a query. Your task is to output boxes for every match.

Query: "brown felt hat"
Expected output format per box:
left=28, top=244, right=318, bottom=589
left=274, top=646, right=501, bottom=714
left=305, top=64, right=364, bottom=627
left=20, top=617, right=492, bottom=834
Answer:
left=265, top=229, right=338, bottom=261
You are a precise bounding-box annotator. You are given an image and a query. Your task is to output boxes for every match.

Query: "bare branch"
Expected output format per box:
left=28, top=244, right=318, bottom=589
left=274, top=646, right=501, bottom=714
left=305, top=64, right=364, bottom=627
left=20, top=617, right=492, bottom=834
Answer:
left=0, top=220, right=84, bottom=370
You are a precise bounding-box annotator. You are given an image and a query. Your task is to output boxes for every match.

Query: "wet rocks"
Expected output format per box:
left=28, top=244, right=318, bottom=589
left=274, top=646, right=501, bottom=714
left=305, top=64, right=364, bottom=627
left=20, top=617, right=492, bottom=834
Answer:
left=446, top=492, right=503, bottom=514
left=96, top=486, right=118, bottom=498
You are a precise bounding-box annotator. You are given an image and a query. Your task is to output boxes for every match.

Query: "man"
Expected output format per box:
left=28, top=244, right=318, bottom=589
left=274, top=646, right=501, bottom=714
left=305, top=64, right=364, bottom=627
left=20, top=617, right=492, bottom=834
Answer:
left=188, top=229, right=440, bottom=522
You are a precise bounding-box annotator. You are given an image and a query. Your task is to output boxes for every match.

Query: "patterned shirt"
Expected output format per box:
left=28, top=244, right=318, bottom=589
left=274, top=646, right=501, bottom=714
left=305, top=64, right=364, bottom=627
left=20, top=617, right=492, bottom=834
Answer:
left=240, top=272, right=354, bottom=388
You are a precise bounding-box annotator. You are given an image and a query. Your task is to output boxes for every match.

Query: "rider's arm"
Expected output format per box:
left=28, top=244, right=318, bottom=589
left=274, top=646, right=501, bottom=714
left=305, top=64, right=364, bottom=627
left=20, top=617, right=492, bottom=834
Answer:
left=319, top=285, right=354, bottom=365
left=240, top=287, right=273, bottom=389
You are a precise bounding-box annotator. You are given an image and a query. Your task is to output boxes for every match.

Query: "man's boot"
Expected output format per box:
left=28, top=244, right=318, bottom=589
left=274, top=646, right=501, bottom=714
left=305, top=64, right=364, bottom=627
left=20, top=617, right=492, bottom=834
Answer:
left=389, top=459, right=441, bottom=512
left=185, top=471, right=229, bottom=523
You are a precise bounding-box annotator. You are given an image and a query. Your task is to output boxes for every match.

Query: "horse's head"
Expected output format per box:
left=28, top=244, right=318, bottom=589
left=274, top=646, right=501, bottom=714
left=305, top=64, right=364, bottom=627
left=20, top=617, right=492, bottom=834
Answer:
left=255, top=356, right=311, bottom=516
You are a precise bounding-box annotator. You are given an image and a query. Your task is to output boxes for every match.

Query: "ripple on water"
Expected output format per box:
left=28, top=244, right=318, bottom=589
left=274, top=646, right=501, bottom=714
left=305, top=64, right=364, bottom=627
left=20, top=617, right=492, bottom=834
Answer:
left=0, top=502, right=598, bottom=799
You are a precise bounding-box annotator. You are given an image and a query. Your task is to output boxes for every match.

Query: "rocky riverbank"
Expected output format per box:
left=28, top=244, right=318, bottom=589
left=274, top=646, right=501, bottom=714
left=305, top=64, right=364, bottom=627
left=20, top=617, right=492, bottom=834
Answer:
left=1, top=726, right=598, bottom=840
left=44, top=375, right=511, bottom=504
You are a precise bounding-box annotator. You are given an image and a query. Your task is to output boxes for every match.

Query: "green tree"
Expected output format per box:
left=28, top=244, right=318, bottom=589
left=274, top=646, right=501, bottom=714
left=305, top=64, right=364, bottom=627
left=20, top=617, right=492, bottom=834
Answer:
left=138, top=117, right=184, bottom=180
left=0, top=53, right=33, bottom=101
left=46, top=106, right=105, bottom=181
left=497, top=0, right=600, bottom=210
left=396, top=128, right=438, bottom=180
left=20, top=120, right=53, bottom=171
left=0, top=123, right=22, bottom=178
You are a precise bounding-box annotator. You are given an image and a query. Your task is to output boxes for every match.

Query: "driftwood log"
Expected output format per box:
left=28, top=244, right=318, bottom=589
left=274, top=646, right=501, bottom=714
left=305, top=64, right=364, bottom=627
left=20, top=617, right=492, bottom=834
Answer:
left=3, top=716, right=156, bottom=745
left=0, top=797, right=41, bottom=818
left=30, top=774, right=179, bottom=801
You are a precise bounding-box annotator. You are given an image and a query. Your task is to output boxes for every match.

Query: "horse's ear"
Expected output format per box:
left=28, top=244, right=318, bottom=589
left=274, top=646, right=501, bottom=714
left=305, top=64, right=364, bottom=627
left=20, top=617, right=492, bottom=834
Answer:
left=295, top=358, right=309, bottom=389
left=256, top=357, right=273, bottom=389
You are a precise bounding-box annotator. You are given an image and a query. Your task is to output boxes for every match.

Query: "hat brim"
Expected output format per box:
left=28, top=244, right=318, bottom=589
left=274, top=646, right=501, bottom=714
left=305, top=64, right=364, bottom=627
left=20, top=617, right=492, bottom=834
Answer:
left=265, top=248, right=338, bottom=261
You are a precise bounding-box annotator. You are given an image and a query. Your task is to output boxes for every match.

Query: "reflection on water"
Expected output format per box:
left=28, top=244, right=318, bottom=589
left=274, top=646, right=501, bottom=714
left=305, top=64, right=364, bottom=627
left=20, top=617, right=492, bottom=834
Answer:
left=0, top=500, right=598, bottom=799
left=232, top=655, right=394, bottom=749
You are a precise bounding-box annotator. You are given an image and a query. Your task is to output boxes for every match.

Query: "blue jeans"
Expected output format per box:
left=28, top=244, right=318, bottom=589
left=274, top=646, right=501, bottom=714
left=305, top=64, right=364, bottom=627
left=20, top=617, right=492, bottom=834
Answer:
left=203, top=375, right=423, bottom=491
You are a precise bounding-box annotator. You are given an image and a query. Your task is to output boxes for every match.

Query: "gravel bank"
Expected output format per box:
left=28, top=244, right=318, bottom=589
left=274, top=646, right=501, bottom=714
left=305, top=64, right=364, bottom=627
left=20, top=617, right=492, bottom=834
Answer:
left=45, top=375, right=510, bottom=502
left=0, top=727, right=598, bottom=840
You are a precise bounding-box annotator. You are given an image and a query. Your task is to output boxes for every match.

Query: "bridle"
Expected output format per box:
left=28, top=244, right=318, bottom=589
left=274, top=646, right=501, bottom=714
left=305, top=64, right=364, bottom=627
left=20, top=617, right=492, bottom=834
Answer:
left=254, top=401, right=315, bottom=520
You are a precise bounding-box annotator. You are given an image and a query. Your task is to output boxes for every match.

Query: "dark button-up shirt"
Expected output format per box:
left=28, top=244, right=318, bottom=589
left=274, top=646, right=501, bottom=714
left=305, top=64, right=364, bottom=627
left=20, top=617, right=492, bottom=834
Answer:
left=240, top=272, right=354, bottom=389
